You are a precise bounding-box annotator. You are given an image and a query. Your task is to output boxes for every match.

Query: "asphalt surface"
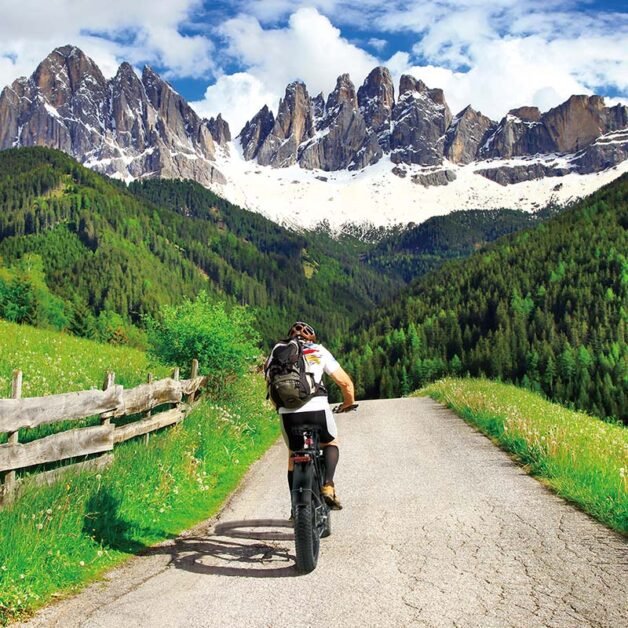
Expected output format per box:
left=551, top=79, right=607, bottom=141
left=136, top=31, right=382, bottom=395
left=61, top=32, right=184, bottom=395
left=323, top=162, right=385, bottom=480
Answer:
left=22, top=398, right=628, bottom=628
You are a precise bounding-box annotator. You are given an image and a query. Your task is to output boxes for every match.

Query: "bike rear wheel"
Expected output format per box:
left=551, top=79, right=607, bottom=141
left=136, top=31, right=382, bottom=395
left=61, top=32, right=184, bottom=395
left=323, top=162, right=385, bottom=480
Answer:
left=321, top=508, right=331, bottom=538
left=294, top=502, right=319, bottom=573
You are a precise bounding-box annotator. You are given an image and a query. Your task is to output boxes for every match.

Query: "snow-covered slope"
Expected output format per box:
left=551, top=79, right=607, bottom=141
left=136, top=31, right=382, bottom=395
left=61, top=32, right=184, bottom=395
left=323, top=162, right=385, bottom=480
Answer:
left=212, top=142, right=628, bottom=229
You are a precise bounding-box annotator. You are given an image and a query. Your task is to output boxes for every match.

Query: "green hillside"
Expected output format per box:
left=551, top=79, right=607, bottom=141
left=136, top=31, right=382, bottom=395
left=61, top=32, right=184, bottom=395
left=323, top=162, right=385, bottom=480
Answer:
left=1, top=147, right=560, bottom=352
left=0, top=319, right=168, bottom=399
left=0, top=147, right=401, bottom=345
left=366, top=209, right=542, bottom=281
left=342, top=174, right=628, bottom=421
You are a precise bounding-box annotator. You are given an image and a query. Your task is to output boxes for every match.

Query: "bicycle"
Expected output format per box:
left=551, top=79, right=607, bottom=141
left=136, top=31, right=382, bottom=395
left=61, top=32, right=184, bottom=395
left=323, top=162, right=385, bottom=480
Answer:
left=290, top=424, right=331, bottom=573
left=290, top=404, right=359, bottom=573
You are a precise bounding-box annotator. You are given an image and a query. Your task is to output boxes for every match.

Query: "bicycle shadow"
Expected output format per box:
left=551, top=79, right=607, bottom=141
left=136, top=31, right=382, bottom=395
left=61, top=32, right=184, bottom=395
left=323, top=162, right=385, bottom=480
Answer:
left=150, top=519, right=302, bottom=578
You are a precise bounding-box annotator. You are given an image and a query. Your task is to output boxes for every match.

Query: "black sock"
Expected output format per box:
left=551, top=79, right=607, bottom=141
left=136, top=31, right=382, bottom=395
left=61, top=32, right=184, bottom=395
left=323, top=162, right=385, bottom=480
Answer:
left=287, top=470, right=294, bottom=491
left=323, top=445, right=339, bottom=485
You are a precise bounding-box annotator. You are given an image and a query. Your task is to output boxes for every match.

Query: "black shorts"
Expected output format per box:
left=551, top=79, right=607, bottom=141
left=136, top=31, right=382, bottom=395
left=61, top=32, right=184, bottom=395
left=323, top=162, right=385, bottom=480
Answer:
left=280, top=410, right=337, bottom=451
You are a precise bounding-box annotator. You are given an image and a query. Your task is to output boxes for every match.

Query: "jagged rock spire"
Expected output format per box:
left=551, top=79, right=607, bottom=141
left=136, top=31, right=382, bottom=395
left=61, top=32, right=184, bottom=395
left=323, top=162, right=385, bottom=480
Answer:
left=0, top=46, right=226, bottom=186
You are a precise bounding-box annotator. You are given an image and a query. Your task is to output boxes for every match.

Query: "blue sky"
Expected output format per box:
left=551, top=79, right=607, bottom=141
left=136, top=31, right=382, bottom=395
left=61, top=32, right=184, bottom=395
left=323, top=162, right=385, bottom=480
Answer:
left=1, top=0, right=626, bottom=132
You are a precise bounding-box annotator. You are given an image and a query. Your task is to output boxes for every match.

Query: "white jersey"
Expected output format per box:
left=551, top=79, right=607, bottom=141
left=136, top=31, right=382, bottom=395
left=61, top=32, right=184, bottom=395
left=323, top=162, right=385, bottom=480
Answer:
left=276, top=341, right=340, bottom=415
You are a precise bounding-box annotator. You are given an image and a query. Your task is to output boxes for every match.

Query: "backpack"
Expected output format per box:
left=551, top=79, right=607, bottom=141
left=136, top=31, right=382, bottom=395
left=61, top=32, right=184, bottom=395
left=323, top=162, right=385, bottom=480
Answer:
left=265, top=338, right=320, bottom=410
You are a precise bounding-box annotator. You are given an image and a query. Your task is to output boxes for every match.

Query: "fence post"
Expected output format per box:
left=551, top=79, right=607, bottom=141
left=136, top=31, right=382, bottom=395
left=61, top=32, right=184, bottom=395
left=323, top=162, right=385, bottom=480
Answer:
left=189, top=359, right=199, bottom=403
left=144, top=373, right=153, bottom=445
left=2, top=370, right=23, bottom=499
left=101, top=372, right=115, bottom=426
left=172, top=367, right=180, bottom=408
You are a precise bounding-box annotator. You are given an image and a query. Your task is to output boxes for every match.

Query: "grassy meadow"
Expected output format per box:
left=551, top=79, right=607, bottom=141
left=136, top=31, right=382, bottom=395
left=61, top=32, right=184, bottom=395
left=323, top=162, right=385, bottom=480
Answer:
left=0, top=319, right=170, bottom=398
left=0, top=322, right=280, bottom=624
left=421, top=378, right=627, bottom=534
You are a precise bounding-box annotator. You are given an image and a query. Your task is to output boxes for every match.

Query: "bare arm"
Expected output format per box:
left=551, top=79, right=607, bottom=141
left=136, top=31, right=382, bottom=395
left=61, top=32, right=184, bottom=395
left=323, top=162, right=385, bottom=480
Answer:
left=329, top=366, right=355, bottom=409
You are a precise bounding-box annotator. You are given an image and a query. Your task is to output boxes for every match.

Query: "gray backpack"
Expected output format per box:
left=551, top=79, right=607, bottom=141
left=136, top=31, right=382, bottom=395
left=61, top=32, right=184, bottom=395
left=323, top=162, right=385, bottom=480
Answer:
left=265, top=339, right=319, bottom=410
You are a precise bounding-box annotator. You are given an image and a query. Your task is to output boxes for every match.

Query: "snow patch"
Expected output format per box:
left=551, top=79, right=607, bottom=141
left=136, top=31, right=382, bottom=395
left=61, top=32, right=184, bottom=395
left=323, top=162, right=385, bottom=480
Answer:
left=211, top=145, right=628, bottom=229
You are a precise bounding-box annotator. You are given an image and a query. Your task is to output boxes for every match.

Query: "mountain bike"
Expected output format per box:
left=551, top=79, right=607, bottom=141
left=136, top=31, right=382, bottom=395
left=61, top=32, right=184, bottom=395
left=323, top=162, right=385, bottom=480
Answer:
left=290, top=424, right=331, bottom=573
left=290, top=404, right=359, bottom=573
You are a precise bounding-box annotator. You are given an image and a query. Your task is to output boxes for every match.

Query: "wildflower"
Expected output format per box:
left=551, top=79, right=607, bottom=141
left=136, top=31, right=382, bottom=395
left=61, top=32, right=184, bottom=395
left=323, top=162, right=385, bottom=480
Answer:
left=79, top=561, right=85, bottom=567
left=97, top=550, right=103, bottom=557
left=19, top=574, right=25, bottom=579
left=36, top=523, right=43, bottom=530
left=46, top=509, right=52, bottom=515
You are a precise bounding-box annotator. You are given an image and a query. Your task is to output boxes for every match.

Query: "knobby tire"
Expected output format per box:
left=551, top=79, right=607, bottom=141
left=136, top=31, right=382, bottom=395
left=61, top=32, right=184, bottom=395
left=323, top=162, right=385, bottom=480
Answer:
left=294, top=502, right=319, bottom=573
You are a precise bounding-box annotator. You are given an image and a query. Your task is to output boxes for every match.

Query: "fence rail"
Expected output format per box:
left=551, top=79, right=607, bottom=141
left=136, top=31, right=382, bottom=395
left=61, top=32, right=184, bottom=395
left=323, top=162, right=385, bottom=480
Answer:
left=0, top=359, right=206, bottom=503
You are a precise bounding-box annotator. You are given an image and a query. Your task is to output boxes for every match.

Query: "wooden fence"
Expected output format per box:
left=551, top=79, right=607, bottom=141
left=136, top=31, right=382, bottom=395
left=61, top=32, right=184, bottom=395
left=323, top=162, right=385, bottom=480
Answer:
left=0, top=359, right=207, bottom=503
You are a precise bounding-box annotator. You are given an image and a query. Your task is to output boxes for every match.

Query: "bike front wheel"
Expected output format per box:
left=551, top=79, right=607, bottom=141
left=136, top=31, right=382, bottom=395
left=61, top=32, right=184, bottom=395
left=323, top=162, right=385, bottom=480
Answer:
left=294, top=502, right=320, bottom=573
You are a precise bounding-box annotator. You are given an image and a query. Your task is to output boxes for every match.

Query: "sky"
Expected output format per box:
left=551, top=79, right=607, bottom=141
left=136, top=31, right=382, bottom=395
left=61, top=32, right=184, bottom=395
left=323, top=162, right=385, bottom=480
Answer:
left=0, top=0, right=627, bottom=133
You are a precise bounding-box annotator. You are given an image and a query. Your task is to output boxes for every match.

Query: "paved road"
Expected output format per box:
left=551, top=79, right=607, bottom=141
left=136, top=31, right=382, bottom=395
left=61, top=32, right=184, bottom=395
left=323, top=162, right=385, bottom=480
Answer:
left=23, top=398, right=627, bottom=628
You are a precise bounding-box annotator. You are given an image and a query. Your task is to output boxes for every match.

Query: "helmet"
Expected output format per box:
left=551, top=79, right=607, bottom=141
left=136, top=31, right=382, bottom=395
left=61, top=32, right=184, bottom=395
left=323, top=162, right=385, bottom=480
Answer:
left=288, top=321, right=317, bottom=342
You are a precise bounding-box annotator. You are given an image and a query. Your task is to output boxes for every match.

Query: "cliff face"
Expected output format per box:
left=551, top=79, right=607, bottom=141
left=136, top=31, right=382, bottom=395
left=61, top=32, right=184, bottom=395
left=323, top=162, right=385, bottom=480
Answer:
left=444, top=106, right=495, bottom=165
left=0, top=45, right=230, bottom=185
left=238, top=67, right=628, bottom=185
left=1, top=46, right=627, bottom=192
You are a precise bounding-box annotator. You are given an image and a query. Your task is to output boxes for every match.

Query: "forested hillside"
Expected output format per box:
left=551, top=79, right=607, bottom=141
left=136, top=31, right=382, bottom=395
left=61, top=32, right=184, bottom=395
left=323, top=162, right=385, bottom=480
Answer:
left=342, top=174, right=628, bottom=421
left=0, top=147, right=400, bottom=345
left=1, top=147, right=552, bottom=350
left=366, top=209, right=546, bottom=281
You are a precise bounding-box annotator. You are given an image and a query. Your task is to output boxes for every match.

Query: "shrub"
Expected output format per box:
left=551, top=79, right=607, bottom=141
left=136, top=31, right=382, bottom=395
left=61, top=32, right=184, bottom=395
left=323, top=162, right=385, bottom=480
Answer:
left=147, top=292, right=260, bottom=393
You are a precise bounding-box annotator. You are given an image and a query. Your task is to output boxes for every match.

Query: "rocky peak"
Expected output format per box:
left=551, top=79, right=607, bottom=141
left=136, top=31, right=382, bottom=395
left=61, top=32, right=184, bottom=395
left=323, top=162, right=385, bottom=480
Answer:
left=276, top=81, right=314, bottom=139
left=33, top=45, right=106, bottom=105
left=255, top=81, right=314, bottom=167
left=111, top=62, right=145, bottom=102
left=480, top=107, right=554, bottom=159
left=113, top=62, right=138, bottom=83
left=444, top=106, right=496, bottom=164
left=109, top=62, right=147, bottom=150
left=391, top=75, right=452, bottom=166
left=238, top=105, right=275, bottom=160
left=141, top=65, right=169, bottom=108
left=207, top=114, right=231, bottom=146
left=311, top=92, right=326, bottom=121
left=300, top=72, right=381, bottom=171
left=141, top=64, right=215, bottom=158
left=508, top=106, right=541, bottom=122
left=398, top=75, right=428, bottom=97
left=542, top=95, right=617, bottom=152
left=326, top=74, right=357, bottom=112
left=358, top=66, right=394, bottom=139
left=0, top=46, right=225, bottom=186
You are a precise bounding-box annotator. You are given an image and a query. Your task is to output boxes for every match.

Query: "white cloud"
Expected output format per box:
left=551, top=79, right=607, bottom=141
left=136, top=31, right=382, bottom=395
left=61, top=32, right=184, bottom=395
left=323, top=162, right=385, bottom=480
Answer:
left=192, top=72, right=277, bottom=133
left=375, top=1, right=628, bottom=118
left=368, top=38, right=387, bottom=52
left=1, top=0, right=626, bottom=137
left=0, top=0, right=213, bottom=89
left=192, top=7, right=380, bottom=132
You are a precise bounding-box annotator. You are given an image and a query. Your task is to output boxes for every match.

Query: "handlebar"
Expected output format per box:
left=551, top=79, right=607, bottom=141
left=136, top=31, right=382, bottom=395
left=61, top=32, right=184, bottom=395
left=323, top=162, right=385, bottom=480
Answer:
left=332, top=403, right=359, bottom=414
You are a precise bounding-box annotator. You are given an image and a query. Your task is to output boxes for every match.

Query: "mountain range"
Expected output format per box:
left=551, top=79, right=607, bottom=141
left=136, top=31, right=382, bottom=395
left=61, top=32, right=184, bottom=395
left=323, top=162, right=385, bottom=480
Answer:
left=1, top=46, right=627, bottom=227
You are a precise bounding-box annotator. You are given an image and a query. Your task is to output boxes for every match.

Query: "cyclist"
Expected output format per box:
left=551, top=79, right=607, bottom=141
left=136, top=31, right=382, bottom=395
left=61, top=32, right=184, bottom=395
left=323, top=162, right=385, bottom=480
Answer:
left=267, top=321, right=355, bottom=510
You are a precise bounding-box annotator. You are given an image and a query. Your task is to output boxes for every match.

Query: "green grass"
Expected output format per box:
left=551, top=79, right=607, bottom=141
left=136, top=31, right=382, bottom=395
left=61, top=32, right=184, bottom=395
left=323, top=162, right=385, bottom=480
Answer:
left=0, top=321, right=280, bottom=623
left=0, top=319, right=170, bottom=397
left=0, top=320, right=172, bottom=445
left=0, top=373, right=279, bottom=624
left=420, top=378, right=627, bottom=534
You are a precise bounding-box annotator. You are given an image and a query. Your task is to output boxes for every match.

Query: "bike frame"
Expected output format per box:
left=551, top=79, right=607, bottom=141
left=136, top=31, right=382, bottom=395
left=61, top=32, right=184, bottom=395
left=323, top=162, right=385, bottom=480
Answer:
left=290, top=426, right=330, bottom=562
